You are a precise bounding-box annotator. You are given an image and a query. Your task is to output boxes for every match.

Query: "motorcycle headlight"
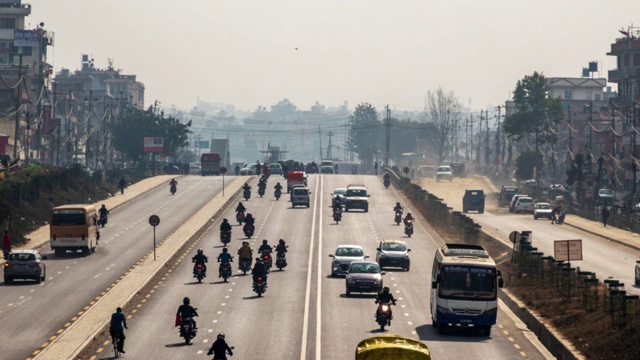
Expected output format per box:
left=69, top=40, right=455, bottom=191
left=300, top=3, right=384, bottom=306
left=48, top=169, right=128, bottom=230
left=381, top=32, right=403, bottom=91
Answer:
left=381, top=305, right=389, bottom=311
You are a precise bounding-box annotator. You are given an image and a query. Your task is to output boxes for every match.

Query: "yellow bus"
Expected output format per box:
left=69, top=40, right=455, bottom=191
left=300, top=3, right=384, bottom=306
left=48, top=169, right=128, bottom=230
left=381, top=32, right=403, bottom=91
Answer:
left=50, top=204, right=99, bottom=256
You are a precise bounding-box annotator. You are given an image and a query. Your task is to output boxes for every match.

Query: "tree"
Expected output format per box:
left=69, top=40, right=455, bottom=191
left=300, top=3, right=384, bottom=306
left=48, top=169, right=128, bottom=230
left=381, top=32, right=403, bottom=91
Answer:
left=112, top=106, right=191, bottom=164
left=422, top=87, right=464, bottom=164
left=515, top=151, right=543, bottom=181
left=347, top=103, right=381, bottom=166
left=504, top=72, right=564, bottom=151
left=566, top=154, right=587, bottom=203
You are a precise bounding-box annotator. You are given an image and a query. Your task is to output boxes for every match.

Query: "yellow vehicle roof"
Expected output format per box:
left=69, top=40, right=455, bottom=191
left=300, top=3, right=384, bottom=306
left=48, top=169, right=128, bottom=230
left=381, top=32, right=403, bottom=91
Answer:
left=356, top=335, right=431, bottom=360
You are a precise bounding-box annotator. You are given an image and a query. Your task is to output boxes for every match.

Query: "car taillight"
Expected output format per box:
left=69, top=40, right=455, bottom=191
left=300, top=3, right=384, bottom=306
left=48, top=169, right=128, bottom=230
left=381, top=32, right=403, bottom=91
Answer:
left=31, top=262, right=40, bottom=268
left=4, top=263, right=9, bottom=268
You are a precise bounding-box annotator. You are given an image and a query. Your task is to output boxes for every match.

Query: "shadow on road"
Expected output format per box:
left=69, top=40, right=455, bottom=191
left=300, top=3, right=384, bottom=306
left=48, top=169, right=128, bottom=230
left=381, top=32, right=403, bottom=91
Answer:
left=165, top=342, right=193, bottom=348
left=415, top=324, right=490, bottom=343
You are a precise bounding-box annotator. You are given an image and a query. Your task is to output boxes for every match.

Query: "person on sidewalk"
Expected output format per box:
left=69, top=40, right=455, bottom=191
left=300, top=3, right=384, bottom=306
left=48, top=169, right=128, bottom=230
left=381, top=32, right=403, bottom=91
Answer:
left=118, top=177, right=127, bottom=195
left=2, top=230, right=10, bottom=259
left=601, top=206, right=611, bottom=227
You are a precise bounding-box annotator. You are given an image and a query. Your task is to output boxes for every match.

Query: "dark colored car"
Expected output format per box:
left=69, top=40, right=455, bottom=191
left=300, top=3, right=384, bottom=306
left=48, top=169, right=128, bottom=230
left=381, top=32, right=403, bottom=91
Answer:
left=345, top=261, right=384, bottom=296
left=463, top=189, right=485, bottom=214
left=4, top=250, right=47, bottom=284
left=500, top=186, right=519, bottom=207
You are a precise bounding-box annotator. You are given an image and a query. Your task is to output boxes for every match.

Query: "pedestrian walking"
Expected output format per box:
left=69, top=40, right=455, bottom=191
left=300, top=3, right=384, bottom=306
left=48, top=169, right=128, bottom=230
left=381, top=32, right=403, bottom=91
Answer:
left=118, top=177, right=126, bottom=195
left=601, top=206, right=611, bottom=227
left=2, top=230, right=11, bottom=259
left=374, top=161, right=378, bottom=175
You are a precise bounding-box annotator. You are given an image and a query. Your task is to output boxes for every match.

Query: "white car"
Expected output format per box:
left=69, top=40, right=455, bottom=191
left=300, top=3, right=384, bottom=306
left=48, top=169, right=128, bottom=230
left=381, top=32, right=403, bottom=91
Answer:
left=435, top=166, right=453, bottom=182
left=514, top=196, right=534, bottom=213
left=533, top=202, right=553, bottom=220
left=240, top=163, right=262, bottom=175
left=329, top=245, right=368, bottom=277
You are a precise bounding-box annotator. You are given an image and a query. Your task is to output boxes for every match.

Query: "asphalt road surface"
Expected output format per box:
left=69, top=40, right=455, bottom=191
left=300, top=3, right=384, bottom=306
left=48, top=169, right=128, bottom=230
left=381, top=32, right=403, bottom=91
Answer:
left=416, top=176, right=640, bottom=296
left=0, top=176, right=227, bottom=360
left=82, top=174, right=553, bottom=360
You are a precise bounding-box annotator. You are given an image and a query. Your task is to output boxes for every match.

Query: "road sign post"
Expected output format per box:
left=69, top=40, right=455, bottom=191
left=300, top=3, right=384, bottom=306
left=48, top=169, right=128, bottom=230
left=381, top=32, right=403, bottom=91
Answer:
left=149, top=215, right=161, bottom=260
left=220, top=167, right=227, bottom=197
left=554, top=239, right=583, bottom=267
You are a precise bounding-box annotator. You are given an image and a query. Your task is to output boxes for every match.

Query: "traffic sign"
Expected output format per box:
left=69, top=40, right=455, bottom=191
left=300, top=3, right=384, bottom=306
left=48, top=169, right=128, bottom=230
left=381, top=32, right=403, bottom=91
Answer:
left=403, top=167, right=410, bottom=174
left=509, top=231, right=521, bottom=243
left=149, top=215, right=160, bottom=227
left=220, top=167, right=227, bottom=174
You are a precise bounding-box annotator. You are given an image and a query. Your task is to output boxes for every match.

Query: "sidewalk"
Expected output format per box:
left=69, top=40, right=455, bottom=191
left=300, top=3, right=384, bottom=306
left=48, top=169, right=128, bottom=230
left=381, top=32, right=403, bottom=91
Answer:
left=3, top=175, right=176, bottom=263
left=564, top=214, right=640, bottom=251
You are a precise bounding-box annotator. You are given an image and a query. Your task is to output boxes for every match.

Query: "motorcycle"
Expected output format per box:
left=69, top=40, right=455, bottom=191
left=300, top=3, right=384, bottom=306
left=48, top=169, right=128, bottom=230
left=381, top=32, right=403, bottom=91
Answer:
left=557, top=210, right=566, bottom=225
left=239, top=257, right=252, bottom=275
left=333, top=208, right=342, bottom=224
left=220, top=262, right=232, bottom=283
left=404, top=220, right=414, bottom=237
left=275, top=251, right=287, bottom=270
left=195, top=264, right=206, bottom=283
left=170, top=184, right=177, bottom=195
left=220, top=231, right=231, bottom=247
left=384, top=178, right=390, bottom=189
left=243, top=223, right=255, bottom=238
left=258, top=185, right=266, bottom=197
left=236, top=211, right=245, bottom=225
left=262, top=252, right=272, bottom=273
left=275, top=188, right=282, bottom=200
left=179, top=313, right=197, bottom=345
left=99, top=213, right=108, bottom=228
left=243, top=188, right=251, bottom=201
left=253, top=276, right=267, bottom=297
left=375, top=302, right=393, bottom=331
left=394, top=210, right=403, bottom=225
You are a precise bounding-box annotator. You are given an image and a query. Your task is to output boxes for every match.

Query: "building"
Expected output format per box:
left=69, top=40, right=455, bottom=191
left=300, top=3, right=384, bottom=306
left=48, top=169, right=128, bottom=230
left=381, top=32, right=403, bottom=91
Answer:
left=607, top=27, right=640, bottom=106
left=0, top=0, right=54, bottom=160
left=548, top=77, right=607, bottom=101
left=209, top=138, right=230, bottom=169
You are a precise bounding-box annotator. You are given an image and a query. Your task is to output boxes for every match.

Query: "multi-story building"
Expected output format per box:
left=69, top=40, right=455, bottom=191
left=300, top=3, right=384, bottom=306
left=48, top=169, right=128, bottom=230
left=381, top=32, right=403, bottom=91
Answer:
left=0, top=0, right=54, bottom=161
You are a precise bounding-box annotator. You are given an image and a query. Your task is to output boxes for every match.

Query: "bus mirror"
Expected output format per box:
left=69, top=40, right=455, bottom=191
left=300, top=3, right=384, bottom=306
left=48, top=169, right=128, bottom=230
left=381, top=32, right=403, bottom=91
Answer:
left=431, top=281, right=437, bottom=289
left=498, top=278, right=504, bottom=288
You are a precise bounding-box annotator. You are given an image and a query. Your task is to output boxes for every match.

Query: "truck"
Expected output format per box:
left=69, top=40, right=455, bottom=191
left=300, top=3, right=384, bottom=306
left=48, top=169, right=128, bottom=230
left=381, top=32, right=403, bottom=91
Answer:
left=200, top=153, right=221, bottom=176
left=499, top=185, right=519, bottom=207
left=286, top=171, right=305, bottom=193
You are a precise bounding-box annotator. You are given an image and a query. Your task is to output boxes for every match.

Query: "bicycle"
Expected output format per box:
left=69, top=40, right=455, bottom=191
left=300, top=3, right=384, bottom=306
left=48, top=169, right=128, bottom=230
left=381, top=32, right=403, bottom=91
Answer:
left=111, top=332, right=122, bottom=358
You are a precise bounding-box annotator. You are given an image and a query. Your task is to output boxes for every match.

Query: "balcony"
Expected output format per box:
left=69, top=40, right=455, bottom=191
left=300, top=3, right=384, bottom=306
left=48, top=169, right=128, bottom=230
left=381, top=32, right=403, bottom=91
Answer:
left=0, top=3, right=30, bottom=16
left=608, top=67, right=640, bottom=82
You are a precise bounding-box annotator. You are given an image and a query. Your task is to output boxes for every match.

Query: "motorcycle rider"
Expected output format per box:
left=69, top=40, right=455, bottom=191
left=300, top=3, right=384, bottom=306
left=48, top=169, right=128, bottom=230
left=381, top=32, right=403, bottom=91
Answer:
left=252, top=257, right=267, bottom=285
left=207, top=333, right=234, bottom=359
left=220, top=218, right=232, bottom=233
left=243, top=182, right=251, bottom=193
left=217, top=247, right=233, bottom=278
left=275, top=238, right=288, bottom=267
left=170, top=178, right=178, bottom=187
left=258, top=176, right=267, bottom=187
left=235, top=202, right=246, bottom=214
left=192, top=249, right=208, bottom=277
left=99, top=204, right=109, bottom=224
left=109, top=307, right=128, bottom=354
left=383, top=172, right=391, bottom=182
left=393, top=202, right=403, bottom=213
left=177, top=297, right=198, bottom=332
left=274, top=182, right=283, bottom=192
left=375, top=286, right=397, bottom=322
left=403, top=212, right=414, bottom=226
left=258, top=239, right=273, bottom=255
left=244, top=213, right=255, bottom=227
left=237, top=241, right=253, bottom=268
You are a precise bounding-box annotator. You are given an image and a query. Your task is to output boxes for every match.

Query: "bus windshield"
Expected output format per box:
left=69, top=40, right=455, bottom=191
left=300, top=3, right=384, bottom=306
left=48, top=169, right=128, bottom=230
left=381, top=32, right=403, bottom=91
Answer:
left=439, top=265, right=496, bottom=300
left=52, top=210, right=86, bottom=226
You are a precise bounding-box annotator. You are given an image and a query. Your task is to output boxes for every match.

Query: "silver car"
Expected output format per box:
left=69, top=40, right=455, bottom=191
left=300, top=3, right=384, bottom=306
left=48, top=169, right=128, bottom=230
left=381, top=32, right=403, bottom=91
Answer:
left=331, top=188, right=347, bottom=208
left=329, top=245, right=368, bottom=277
left=4, top=249, right=47, bottom=284
left=376, top=239, right=411, bottom=271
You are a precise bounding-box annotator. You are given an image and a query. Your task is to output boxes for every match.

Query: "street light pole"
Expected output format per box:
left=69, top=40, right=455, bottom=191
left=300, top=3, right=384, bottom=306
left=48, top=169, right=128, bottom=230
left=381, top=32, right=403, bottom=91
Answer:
left=12, top=54, right=23, bottom=161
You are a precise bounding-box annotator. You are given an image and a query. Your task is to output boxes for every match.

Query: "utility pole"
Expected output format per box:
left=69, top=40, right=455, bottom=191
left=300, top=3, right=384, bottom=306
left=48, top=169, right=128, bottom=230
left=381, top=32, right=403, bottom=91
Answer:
left=326, top=131, right=333, bottom=159
left=343, top=122, right=348, bottom=161
left=470, top=114, right=474, bottom=161
left=610, top=101, right=616, bottom=157
left=385, top=105, right=391, bottom=167
left=318, top=126, right=322, bottom=160
left=53, top=82, right=59, bottom=167
left=465, top=117, right=469, bottom=160
left=588, top=101, right=593, bottom=174
left=85, top=89, right=93, bottom=168
left=633, top=102, right=637, bottom=198
left=12, top=54, right=23, bottom=161
left=567, top=104, right=572, bottom=155
left=484, top=110, right=491, bottom=165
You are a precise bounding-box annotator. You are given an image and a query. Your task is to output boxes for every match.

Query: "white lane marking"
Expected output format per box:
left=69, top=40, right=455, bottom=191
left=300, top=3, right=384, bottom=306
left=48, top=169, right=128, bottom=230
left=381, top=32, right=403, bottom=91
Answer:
left=300, top=174, right=320, bottom=360
left=316, top=174, right=323, bottom=360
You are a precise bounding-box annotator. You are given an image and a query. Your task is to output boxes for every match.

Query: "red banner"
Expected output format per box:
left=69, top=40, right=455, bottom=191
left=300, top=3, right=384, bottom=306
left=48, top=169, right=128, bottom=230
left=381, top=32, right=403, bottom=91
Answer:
left=42, top=105, right=52, bottom=138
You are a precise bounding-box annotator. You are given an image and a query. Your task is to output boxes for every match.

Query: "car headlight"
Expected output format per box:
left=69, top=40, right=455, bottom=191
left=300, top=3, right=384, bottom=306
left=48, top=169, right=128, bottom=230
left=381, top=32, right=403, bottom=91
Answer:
left=332, top=259, right=340, bottom=264
left=347, top=278, right=356, bottom=284
left=437, top=305, right=452, bottom=314
left=378, top=253, right=386, bottom=258
left=403, top=255, right=410, bottom=259
left=374, top=279, right=382, bottom=285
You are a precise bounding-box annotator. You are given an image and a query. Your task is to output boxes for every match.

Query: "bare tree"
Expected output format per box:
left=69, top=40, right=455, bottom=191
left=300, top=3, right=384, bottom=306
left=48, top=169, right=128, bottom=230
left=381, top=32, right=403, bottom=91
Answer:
left=422, top=87, right=464, bottom=164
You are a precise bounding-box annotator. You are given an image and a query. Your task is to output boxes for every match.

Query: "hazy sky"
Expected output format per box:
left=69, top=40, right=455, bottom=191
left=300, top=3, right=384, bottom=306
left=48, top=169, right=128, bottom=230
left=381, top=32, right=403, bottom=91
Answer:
left=28, top=0, right=640, bottom=113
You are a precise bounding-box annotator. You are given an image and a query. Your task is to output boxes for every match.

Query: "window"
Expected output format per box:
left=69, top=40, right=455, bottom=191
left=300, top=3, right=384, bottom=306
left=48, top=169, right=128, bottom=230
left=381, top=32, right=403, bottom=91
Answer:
left=595, top=94, right=601, bottom=101
left=586, top=91, right=592, bottom=100
left=564, top=90, right=572, bottom=99
left=22, top=46, right=31, bottom=56
left=634, top=53, right=640, bottom=66
left=0, top=18, right=15, bottom=29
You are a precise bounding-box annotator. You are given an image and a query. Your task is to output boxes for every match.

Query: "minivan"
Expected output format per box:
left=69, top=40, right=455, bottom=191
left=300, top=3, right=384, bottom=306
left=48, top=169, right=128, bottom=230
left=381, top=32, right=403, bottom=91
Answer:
left=292, top=186, right=311, bottom=208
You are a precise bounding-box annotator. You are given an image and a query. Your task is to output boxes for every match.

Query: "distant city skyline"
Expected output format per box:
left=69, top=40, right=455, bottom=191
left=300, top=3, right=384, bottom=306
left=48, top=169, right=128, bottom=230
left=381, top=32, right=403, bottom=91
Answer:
left=29, top=0, right=640, bottom=112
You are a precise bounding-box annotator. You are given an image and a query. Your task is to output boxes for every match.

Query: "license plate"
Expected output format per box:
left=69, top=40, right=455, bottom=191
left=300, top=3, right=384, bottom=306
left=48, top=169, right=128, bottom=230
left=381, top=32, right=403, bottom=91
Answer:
left=460, top=319, right=472, bottom=323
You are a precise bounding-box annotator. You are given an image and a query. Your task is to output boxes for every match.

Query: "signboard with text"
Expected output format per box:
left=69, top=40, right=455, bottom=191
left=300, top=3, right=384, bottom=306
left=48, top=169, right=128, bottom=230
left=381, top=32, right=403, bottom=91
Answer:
left=553, top=239, right=583, bottom=262
left=42, top=105, right=52, bottom=137
left=144, top=137, right=164, bottom=153
left=199, top=140, right=209, bottom=149
left=14, top=29, right=39, bottom=47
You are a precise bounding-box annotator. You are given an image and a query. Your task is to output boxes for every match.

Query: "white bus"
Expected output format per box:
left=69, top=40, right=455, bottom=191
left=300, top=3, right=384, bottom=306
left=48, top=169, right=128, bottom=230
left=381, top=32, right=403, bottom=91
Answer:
left=430, top=243, right=503, bottom=336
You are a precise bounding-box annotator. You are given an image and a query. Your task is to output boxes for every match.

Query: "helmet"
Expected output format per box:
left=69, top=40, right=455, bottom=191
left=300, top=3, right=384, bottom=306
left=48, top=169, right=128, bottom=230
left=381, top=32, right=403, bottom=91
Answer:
left=222, top=248, right=228, bottom=253
left=279, top=239, right=284, bottom=244
left=239, top=202, right=243, bottom=205
left=197, top=249, right=203, bottom=255
left=262, top=239, right=268, bottom=245
left=116, top=307, right=122, bottom=313
left=242, top=241, right=249, bottom=246
left=217, top=332, right=225, bottom=340
left=383, top=286, right=390, bottom=293
left=396, top=202, right=400, bottom=206
left=256, top=257, right=262, bottom=262
left=183, top=297, right=190, bottom=305
left=222, top=218, right=228, bottom=222
left=102, top=204, right=106, bottom=207
left=407, top=213, right=412, bottom=217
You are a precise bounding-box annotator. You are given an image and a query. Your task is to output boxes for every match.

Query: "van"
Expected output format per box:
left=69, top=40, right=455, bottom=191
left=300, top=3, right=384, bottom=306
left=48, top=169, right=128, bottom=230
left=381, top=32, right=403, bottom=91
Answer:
left=291, top=186, right=311, bottom=208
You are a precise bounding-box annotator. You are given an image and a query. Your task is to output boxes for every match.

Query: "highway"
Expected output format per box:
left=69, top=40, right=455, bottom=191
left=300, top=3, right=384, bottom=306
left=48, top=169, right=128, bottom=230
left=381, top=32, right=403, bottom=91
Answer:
left=0, top=176, right=227, bottom=360
left=79, top=174, right=553, bottom=359
left=416, top=176, right=640, bottom=295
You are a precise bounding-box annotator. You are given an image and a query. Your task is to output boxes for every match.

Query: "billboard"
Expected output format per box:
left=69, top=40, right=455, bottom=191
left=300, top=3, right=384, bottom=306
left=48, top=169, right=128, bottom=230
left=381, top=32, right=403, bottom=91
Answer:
left=199, top=140, right=209, bottom=149
left=144, top=137, right=164, bottom=153
left=14, top=30, right=39, bottom=47
left=42, top=105, right=52, bottom=137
